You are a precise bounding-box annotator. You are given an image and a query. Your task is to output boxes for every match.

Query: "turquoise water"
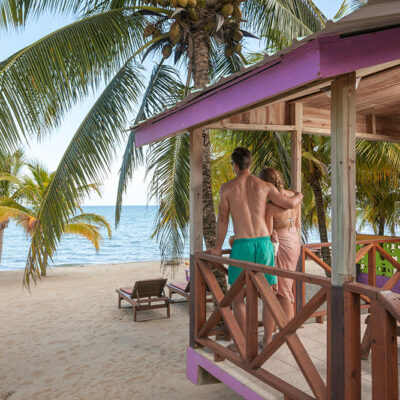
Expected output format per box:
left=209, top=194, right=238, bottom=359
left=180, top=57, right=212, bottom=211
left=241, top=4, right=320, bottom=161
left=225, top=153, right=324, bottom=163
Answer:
left=0, top=206, right=235, bottom=271
left=0, top=205, right=381, bottom=271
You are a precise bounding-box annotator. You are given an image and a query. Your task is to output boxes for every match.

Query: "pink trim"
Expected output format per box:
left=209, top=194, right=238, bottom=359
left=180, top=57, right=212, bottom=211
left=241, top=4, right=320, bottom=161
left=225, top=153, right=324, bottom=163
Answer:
left=135, top=42, right=321, bottom=146
left=135, top=26, right=400, bottom=147
left=186, top=347, right=265, bottom=400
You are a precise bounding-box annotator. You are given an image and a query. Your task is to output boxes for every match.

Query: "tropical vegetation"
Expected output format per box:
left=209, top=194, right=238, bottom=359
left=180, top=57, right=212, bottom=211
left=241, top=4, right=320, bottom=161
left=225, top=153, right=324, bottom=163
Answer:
left=1, top=0, right=398, bottom=287
left=0, top=161, right=111, bottom=278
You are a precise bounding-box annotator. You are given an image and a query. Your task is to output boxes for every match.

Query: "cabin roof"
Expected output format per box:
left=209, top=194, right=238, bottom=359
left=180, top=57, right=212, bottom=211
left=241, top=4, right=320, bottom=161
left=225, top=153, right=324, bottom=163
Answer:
left=133, top=0, right=400, bottom=146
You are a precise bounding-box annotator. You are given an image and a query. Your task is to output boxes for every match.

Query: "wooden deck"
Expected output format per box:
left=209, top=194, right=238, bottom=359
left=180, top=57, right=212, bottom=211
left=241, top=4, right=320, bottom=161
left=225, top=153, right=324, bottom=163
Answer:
left=188, top=314, right=393, bottom=400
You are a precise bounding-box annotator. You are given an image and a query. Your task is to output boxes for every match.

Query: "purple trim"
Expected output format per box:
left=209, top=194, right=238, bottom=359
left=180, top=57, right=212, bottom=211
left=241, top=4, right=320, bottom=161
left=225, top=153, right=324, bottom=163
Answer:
left=135, top=26, right=400, bottom=147
left=135, top=41, right=321, bottom=146
left=357, top=272, right=400, bottom=294
left=186, top=347, right=265, bottom=400
left=319, top=27, right=400, bottom=77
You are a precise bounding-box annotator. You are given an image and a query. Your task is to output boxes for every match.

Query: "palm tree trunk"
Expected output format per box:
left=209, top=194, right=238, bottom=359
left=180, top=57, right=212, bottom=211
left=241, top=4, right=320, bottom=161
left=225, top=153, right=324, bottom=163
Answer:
left=378, top=216, right=385, bottom=236
left=192, top=31, right=227, bottom=295
left=310, top=174, right=332, bottom=268
left=0, top=220, right=9, bottom=264
left=41, top=251, right=48, bottom=277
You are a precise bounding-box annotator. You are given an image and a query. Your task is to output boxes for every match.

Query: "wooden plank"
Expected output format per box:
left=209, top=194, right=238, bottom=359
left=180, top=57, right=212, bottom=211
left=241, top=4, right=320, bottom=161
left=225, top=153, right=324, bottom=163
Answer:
left=198, top=253, right=331, bottom=286
left=329, top=286, right=345, bottom=400
left=194, top=257, right=207, bottom=346
left=355, top=243, right=374, bottom=263
left=189, top=128, right=204, bottom=348
left=289, top=103, right=303, bottom=192
left=370, top=299, right=398, bottom=400
left=245, top=272, right=258, bottom=363
left=304, top=248, right=331, bottom=273
left=331, top=72, right=357, bottom=286
left=196, top=338, right=315, bottom=400
left=344, top=291, right=361, bottom=400
left=343, top=281, right=380, bottom=299
left=251, top=273, right=327, bottom=399
left=205, top=122, right=296, bottom=131
left=295, top=247, right=305, bottom=314
left=368, top=246, right=376, bottom=287
left=197, top=308, right=221, bottom=338
left=198, top=261, right=247, bottom=361
left=377, top=290, right=400, bottom=322
left=250, top=287, right=327, bottom=368
left=375, top=244, right=400, bottom=270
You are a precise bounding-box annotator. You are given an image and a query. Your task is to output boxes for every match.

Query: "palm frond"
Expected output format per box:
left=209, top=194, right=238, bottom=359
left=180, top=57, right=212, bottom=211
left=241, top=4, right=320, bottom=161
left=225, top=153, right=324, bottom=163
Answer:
left=0, top=8, right=147, bottom=151
left=115, top=62, right=185, bottom=226
left=242, top=0, right=326, bottom=48
left=64, top=223, right=103, bottom=251
left=147, top=133, right=190, bottom=268
left=24, top=62, right=144, bottom=286
left=67, top=212, right=112, bottom=238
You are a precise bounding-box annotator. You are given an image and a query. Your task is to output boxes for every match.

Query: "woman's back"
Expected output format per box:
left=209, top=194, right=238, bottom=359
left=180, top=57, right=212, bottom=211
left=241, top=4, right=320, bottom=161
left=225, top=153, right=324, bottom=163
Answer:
left=266, top=189, right=300, bottom=232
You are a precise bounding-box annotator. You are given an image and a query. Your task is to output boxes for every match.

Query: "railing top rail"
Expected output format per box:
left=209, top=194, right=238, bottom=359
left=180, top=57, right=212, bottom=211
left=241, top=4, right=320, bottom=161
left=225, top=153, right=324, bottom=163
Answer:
left=303, top=237, right=400, bottom=249
left=196, top=252, right=331, bottom=287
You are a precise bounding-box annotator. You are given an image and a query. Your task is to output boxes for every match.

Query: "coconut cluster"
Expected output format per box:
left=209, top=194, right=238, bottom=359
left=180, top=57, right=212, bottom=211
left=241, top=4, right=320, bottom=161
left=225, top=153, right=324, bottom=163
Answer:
left=142, top=0, right=244, bottom=59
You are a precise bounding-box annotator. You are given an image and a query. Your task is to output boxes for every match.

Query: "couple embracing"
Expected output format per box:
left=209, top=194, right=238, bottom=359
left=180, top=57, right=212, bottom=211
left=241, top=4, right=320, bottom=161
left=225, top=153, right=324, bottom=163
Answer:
left=210, top=147, right=303, bottom=348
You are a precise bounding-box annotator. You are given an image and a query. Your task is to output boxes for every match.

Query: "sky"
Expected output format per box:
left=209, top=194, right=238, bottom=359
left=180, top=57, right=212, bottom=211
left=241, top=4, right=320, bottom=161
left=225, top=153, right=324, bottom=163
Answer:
left=0, top=0, right=344, bottom=206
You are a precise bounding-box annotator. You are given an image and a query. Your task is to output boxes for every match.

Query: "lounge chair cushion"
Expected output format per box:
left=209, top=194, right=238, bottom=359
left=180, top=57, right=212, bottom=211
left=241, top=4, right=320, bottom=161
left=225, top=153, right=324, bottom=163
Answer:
left=168, top=282, right=188, bottom=291
left=120, top=287, right=134, bottom=295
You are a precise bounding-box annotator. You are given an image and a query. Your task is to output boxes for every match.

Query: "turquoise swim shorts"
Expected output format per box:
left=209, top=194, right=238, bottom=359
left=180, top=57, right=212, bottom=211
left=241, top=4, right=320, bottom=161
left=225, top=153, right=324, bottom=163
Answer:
left=228, top=236, right=277, bottom=286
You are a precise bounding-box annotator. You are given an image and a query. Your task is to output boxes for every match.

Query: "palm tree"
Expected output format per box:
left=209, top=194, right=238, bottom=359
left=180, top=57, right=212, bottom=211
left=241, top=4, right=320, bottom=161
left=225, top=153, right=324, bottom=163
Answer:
left=0, top=0, right=353, bottom=284
left=0, top=163, right=111, bottom=277
left=0, top=149, right=25, bottom=264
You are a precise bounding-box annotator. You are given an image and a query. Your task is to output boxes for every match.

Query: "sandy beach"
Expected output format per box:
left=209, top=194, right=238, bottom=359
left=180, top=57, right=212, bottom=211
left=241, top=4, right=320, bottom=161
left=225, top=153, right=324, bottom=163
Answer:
left=0, top=262, right=242, bottom=400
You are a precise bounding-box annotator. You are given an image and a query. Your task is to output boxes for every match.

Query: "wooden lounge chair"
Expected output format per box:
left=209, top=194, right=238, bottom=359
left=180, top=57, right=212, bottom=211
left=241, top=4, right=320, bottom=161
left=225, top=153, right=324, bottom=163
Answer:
left=166, top=280, right=213, bottom=312
left=116, top=278, right=170, bottom=321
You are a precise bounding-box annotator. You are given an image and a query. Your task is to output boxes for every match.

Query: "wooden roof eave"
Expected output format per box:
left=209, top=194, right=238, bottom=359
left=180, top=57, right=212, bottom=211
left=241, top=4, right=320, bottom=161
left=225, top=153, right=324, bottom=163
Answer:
left=134, top=25, right=400, bottom=147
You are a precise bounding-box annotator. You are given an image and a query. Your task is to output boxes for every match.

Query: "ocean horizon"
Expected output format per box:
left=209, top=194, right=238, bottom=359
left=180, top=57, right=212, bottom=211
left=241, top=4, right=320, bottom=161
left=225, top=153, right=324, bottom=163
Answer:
left=0, top=205, right=382, bottom=271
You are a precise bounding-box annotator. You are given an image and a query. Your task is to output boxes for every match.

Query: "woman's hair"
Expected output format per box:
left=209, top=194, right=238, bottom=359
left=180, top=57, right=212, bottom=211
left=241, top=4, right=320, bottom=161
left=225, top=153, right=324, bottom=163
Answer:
left=258, top=167, right=285, bottom=192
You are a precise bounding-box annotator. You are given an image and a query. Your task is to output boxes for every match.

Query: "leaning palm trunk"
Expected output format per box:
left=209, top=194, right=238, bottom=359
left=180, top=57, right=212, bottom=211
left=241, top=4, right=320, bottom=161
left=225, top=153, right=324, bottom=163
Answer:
left=192, top=31, right=227, bottom=295
left=40, top=251, right=49, bottom=277
left=0, top=221, right=8, bottom=264
left=310, top=174, right=332, bottom=269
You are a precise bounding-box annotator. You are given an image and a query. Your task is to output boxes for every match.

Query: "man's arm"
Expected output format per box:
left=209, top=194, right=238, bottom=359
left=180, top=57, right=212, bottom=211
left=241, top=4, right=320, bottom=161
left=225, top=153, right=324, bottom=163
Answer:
left=267, top=183, right=303, bottom=209
left=210, top=187, right=230, bottom=256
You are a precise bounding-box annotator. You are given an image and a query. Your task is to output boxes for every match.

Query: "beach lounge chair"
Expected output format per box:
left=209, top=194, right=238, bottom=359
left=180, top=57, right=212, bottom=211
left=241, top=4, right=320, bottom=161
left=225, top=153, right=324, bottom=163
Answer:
left=116, top=278, right=170, bottom=321
left=166, top=279, right=213, bottom=312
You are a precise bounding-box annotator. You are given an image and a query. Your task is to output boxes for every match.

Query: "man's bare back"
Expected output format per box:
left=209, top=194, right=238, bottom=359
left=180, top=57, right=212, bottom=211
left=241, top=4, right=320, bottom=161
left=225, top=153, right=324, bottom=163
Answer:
left=212, top=169, right=303, bottom=254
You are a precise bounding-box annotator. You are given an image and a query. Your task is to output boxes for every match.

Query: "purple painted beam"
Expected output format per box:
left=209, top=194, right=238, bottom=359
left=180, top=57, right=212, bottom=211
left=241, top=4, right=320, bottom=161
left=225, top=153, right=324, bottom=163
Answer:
left=135, top=26, right=400, bottom=147
left=135, top=41, right=321, bottom=146
left=186, top=347, right=266, bottom=400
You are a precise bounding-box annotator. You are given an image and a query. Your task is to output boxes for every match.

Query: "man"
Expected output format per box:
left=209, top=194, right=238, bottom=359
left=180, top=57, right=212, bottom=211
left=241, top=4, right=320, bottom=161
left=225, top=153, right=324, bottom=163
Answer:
left=210, top=147, right=303, bottom=344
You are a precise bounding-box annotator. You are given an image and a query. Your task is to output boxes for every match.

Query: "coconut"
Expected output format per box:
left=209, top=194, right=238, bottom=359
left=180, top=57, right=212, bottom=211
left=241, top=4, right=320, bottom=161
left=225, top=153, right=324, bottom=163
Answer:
left=203, top=21, right=215, bottom=32
left=225, top=46, right=234, bottom=57
left=188, top=7, right=199, bottom=20
left=232, top=29, right=243, bottom=42
left=206, top=0, right=218, bottom=7
left=221, top=3, right=234, bottom=18
left=162, top=44, right=173, bottom=58
left=232, top=4, right=241, bottom=20
left=177, top=0, right=188, bottom=6
left=144, top=24, right=155, bottom=37
left=169, top=22, right=181, bottom=43
left=152, top=28, right=162, bottom=38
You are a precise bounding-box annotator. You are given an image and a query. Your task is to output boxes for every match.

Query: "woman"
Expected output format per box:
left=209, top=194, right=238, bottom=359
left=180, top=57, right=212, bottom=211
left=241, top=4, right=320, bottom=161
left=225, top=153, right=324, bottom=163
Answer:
left=258, top=167, right=301, bottom=346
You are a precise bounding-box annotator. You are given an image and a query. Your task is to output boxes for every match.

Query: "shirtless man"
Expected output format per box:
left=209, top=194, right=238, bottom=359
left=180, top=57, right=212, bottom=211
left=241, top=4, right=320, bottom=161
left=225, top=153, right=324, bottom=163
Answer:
left=210, top=147, right=303, bottom=339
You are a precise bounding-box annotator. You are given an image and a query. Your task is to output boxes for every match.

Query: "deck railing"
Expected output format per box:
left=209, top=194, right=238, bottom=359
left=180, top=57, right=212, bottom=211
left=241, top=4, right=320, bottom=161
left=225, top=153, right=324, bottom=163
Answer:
left=299, top=238, right=400, bottom=358
left=192, top=251, right=331, bottom=400
left=191, top=247, right=400, bottom=399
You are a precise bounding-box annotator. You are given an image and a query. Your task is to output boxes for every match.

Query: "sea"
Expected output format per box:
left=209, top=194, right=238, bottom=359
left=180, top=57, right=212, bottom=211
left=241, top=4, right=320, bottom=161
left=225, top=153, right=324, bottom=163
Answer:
left=0, top=205, right=379, bottom=271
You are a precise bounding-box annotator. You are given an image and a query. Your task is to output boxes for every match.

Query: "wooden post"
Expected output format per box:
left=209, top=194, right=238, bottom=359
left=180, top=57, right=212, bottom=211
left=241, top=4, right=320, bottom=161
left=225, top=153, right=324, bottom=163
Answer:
left=245, top=272, right=258, bottom=363
left=331, top=72, right=357, bottom=286
left=330, top=73, right=357, bottom=399
left=290, top=103, right=303, bottom=316
left=189, top=129, right=204, bottom=348
left=370, top=299, right=398, bottom=399
left=368, top=246, right=376, bottom=287
left=344, top=291, right=361, bottom=400
left=289, top=102, right=303, bottom=192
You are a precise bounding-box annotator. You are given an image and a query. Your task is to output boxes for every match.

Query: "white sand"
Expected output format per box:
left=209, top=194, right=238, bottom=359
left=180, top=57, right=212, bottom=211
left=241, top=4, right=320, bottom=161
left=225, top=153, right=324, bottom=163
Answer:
left=0, top=262, right=241, bottom=400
